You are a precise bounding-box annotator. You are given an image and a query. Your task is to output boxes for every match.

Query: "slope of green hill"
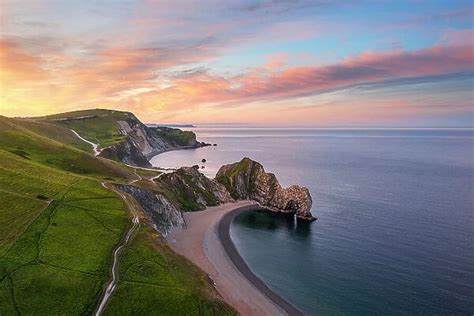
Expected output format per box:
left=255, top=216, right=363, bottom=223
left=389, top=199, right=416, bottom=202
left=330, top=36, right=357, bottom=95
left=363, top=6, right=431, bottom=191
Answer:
left=41, top=109, right=128, bottom=149
left=14, top=118, right=93, bottom=153
left=0, top=150, right=129, bottom=315
left=0, top=113, right=234, bottom=315
left=0, top=116, right=130, bottom=181
left=104, top=225, right=235, bottom=315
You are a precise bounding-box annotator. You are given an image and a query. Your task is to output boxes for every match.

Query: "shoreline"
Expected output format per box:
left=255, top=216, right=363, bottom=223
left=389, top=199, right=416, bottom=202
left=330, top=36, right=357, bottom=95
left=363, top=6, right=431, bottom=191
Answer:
left=145, top=143, right=210, bottom=160
left=166, top=201, right=302, bottom=315
left=218, top=206, right=303, bottom=316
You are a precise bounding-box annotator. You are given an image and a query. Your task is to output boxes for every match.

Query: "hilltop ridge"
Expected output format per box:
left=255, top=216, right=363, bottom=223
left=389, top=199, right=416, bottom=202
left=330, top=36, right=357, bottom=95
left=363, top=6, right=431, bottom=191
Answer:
left=41, top=109, right=209, bottom=167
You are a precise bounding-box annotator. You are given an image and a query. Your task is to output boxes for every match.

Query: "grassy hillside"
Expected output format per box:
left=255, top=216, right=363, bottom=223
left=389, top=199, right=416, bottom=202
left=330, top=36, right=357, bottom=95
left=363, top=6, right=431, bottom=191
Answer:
left=104, top=226, right=234, bottom=315
left=41, top=109, right=129, bottom=149
left=0, top=150, right=129, bottom=314
left=0, top=112, right=234, bottom=315
left=0, top=116, right=131, bottom=181
left=13, top=118, right=93, bottom=153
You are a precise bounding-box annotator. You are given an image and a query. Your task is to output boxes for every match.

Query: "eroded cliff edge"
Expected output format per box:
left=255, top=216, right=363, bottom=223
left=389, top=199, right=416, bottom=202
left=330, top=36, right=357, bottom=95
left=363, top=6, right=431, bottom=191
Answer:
left=117, top=157, right=315, bottom=234
left=99, top=112, right=209, bottom=167
left=44, top=109, right=209, bottom=168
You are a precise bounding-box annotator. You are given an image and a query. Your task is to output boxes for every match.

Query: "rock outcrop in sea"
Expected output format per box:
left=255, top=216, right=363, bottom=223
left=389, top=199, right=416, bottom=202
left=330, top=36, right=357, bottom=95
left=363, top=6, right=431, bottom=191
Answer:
left=215, top=158, right=315, bottom=221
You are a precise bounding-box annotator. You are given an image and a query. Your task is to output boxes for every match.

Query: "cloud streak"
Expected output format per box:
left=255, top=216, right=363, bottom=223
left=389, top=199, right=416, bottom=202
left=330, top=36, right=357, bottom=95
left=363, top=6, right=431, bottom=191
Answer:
left=134, top=44, right=474, bottom=109
left=0, top=0, right=473, bottom=126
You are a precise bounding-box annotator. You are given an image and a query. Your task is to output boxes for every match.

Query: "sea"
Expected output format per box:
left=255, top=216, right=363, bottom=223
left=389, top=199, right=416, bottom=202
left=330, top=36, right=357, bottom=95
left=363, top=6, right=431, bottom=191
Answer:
left=150, top=127, right=474, bottom=315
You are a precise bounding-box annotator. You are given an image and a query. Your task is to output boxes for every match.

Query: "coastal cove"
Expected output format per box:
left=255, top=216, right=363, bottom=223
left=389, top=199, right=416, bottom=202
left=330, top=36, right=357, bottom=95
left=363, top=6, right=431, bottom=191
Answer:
left=152, top=126, right=474, bottom=315
left=166, top=202, right=302, bottom=315
left=2, top=109, right=316, bottom=315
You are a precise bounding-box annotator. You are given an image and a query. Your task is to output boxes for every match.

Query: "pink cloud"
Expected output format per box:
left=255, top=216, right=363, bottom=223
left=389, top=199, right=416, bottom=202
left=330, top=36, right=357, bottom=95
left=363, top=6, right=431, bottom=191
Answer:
left=110, top=42, right=473, bottom=120
left=440, top=28, right=474, bottom=46
left=264, top=53, right=289, bottom=69
left=0, top=38, right=47, bottom=82
left=236, top=44, right=474, bottom=101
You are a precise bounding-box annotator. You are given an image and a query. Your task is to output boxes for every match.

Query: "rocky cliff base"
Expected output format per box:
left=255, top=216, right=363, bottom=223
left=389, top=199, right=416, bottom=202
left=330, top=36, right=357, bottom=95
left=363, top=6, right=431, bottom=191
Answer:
left=115, top=183, right=185, bottom=235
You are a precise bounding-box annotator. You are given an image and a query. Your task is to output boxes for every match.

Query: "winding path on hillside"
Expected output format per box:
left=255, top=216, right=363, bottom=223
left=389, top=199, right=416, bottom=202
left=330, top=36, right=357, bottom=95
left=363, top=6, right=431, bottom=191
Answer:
left=70, top=128, right=143, bottom=314
left=70, top=129, right=101, bottom=156
left=94, top=182, right=140, bottom=316
left=69, top=125, right=177, bottom=314
left=70, top=127, right=175, bottom=180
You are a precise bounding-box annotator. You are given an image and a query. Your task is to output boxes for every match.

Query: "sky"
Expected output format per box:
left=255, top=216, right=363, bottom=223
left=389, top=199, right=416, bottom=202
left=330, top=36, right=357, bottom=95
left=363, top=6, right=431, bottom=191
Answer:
left=0, top=0, right=473, bottom=126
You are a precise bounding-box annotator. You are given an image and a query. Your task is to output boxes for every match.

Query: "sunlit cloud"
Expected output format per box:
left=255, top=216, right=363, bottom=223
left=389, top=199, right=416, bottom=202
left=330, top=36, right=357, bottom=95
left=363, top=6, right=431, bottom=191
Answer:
left=0, top=0, right=472, bottom=126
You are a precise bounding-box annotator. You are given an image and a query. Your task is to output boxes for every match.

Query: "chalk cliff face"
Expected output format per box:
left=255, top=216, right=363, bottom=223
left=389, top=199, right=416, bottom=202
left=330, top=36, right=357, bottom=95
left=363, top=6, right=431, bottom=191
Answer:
left=100, top=112, right=207, bottom=167
left=100, top=138, right=151, bottom=167
left=115, top=184, right=185, bottom=235
left=215, top=158, right=315, bottom=221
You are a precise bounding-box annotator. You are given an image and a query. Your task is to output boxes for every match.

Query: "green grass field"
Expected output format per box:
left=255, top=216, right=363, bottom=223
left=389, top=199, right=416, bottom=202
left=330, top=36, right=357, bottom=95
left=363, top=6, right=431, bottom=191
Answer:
left=104, top=226, right=235, bottom=316
left=0, top=116, right=132, bottom=181
left=41, top=109, right=129, bottom=149
left=0, top=150, right=129, bottom=315
left=12, top=118, right=93, bottom=153
left=0, top=113, right=234, bottom=315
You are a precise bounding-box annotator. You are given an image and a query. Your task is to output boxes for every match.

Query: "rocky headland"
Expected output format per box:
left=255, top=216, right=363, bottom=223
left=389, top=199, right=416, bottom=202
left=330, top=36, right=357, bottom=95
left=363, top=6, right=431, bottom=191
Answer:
left=99, top=113, right=209, bottom=167
left=45, top=109, right=209, bottom=168
left=47, top=110, right=315, bottom=232
left=216, top=158, right=315, bottom=221
left=50, top=110, right=318, bottom=232
left=3, top=108, right=312, bottom=315
left=116, top=157, right=315, bottom=234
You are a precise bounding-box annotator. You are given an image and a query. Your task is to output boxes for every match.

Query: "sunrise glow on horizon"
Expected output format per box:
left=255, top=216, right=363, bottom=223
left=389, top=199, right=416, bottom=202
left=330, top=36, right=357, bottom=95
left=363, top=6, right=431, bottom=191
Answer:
left=0, top=1, right=473, bottom=126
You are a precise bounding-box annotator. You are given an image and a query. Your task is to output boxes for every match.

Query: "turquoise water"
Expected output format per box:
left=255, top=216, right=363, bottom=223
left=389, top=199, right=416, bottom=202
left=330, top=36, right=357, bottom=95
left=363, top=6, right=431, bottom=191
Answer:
left=151, top=127, right=474, bottom=315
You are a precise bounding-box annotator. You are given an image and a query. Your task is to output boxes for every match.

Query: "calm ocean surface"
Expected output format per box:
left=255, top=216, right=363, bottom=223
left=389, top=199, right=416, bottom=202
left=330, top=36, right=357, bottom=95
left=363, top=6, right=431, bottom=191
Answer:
left=150, top=127, right=474, bottom=315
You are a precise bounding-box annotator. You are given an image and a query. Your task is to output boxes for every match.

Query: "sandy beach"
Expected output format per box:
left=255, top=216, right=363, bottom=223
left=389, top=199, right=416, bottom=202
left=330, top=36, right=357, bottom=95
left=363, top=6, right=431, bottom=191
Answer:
left=166, top=201, right=302, bottom=316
